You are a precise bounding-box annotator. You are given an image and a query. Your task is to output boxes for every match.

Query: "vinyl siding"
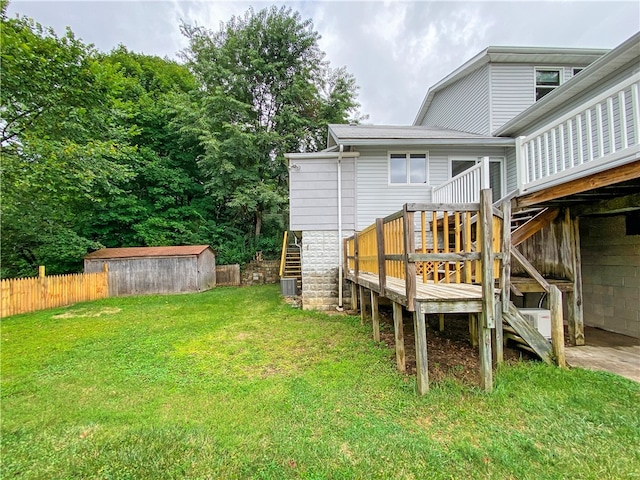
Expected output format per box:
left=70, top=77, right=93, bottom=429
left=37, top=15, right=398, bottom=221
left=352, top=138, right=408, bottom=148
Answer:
left=289, top=157, right=355, bottom=231
left=356, top=146, right=509, bottom=229
left=506, top=147, right=518, bottom=193
left=491, top=64, right=536, bottom=133
left=421, top=66, right=490, bottom=135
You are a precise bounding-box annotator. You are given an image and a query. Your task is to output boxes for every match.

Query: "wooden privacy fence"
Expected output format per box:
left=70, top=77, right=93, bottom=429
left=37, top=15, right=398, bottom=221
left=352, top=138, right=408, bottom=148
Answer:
left=1, top=265, right=109, bottom=317
left=216, top=264, right=241, bottom=286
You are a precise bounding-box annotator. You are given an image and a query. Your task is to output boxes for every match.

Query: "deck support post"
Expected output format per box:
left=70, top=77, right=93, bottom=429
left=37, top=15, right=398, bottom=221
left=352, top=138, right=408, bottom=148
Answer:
left=413, top=310, right=429, bottom=395
left=392, top=302, right=406, bottom=373
left=567, top=214, right=585, bottom=346
left=359, top=285, right=369, bottom=325
left=350, top=281, right=358, bottom=312
left=550, top=285, right=566, bottom=367
left=492, top=301, right=504, bottom=365
left=478, top=311, right=493, bottom=392
left=438, top=313, right=445, bottom=332
left=371, top=290, right=380, bottom=342
left=469, top=313, right=478, bottom=347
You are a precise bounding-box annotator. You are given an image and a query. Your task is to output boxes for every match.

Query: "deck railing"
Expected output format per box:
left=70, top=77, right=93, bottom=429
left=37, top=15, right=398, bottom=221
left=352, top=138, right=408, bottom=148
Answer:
left=345, top=189, right=504, bottom=311
left=518, top=75, right=640, bottom=194
left=432, top=156, right=490, bottom=203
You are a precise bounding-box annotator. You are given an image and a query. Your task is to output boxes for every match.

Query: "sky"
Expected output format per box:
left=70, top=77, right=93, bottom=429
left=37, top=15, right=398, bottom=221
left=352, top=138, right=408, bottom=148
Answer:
left=7, top=1, right=640, bottom=125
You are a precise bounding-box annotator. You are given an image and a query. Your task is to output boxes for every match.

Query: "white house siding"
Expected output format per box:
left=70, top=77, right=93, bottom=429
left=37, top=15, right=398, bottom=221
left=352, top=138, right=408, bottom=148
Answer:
left=490, top=64, right=536, bottom=134
left=289, top=157, right=355, bottom=231
left=506, top=148, right=518, bottom=193
left=300, top=230, right=354, bottom=311
left=421, top=66, right=490, bottom=135
left=580, top=215, right=639, bottom=338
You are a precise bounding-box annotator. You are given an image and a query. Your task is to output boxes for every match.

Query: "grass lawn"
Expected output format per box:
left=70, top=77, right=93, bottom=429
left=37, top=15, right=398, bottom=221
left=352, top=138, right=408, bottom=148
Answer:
left=1, top=285, right=639, bottom=479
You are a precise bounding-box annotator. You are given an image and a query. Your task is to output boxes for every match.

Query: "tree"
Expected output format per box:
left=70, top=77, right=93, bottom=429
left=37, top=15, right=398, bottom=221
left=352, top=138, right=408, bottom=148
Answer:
left=178, top=6, right=361, bottom=246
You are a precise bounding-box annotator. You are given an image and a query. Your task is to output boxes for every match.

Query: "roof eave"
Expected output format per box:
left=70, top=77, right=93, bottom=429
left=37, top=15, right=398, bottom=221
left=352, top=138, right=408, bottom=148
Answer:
left=334, top=138, right=515, bottom=147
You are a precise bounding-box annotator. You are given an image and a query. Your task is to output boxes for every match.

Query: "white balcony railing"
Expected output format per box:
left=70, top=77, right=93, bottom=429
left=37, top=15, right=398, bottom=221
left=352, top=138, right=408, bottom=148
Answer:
left=432, top=156, right=490, bottom=204
left=517, top=75, right=640, bottom=194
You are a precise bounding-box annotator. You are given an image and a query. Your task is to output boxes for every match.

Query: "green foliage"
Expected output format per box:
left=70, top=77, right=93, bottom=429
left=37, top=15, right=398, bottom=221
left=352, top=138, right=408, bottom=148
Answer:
left=2, top=287, right=639, bottom=479
left=1, top=6, right=361, bottom=276
left=179, top=6, right=361, bottom=242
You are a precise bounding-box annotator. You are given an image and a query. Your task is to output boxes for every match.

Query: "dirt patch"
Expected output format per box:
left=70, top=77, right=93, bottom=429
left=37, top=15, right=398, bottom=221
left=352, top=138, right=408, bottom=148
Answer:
left=53, top=307, right=121, bottom=319
left=376, top=306, right=536, bottom=387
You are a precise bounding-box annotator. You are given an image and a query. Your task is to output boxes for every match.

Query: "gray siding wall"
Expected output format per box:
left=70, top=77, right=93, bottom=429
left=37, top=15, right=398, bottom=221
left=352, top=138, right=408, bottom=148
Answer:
left=421, top=65, right=490, bottom=135
left=356, top=146, right=509, bottom=229
left=514, top=58, right=640, bottom=137
left=289, top=157, right=356, bottom=231
left=506, top=147, right=518, bottom=193
left=85, top=256, right=210, bottom=296
left=491, top=64, right=535, bottom=134
left=580, top=215, right=639, bottom=338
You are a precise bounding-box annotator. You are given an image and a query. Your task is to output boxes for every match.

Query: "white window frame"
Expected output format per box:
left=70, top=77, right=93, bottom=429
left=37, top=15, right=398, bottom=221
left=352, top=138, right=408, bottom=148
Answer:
left=448, top=156, right=506, bottom=199
left=388, top=151, right=429, bottom=186
left=534, top=67, right=564, bottom=101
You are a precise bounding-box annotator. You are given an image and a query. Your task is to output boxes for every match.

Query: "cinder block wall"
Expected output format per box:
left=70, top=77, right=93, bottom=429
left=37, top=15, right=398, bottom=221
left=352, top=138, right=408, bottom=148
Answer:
left=301, top=231, right=353, bottom=311
left=580, top=215, right=639, bottom=338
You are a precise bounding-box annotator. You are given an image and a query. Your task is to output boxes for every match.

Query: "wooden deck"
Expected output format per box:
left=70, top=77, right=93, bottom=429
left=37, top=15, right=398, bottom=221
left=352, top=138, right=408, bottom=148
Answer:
left=353, top=271, right=491, bottom=313
left=566, top=327, right=640, bottom=383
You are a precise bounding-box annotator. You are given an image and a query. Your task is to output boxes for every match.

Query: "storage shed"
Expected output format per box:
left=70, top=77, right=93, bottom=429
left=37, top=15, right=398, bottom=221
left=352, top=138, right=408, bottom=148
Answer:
left=84, top=245, right=215, bottom=296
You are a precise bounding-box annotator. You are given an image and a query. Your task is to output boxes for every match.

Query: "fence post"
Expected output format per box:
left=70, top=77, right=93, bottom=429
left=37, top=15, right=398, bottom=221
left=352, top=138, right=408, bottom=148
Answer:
left=38, top=266, right=45, bottom=311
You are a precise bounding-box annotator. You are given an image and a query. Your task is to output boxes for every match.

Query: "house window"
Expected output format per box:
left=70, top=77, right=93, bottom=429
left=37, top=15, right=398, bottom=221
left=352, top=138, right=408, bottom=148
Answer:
left=390, top=153, right=427, bottom=184
left=535, top=68, right=562, bottom=101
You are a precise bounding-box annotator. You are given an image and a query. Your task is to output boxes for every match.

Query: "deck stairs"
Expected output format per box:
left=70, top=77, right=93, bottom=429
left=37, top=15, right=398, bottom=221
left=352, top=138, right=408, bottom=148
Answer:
left=280, top=232, right=302, bottom=292
left=502, top=302, right=554, bottom=363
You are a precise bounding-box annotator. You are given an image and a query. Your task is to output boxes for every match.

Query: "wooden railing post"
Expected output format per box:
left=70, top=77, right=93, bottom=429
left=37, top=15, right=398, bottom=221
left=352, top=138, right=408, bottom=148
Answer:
left=353, top=232, right=360, bottom=284
left=480, top=190, right=495, bottom=328
left=403, top=205, right=416, bottom=311
left=501, top=199, right=511, bottom=314
left=375, top=218, right=386, bottom=297
left=480, top=156, right=491, bottom=190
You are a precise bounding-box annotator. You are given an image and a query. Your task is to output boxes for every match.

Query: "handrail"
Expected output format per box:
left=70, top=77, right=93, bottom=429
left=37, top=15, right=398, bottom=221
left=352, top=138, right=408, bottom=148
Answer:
left=518, top=76, right=640, bottom=193
left=432, top=156, right=490, bottom=204
left=344, top=189, right=506, bottom=311
left=279, top=230, right=288, bottom=277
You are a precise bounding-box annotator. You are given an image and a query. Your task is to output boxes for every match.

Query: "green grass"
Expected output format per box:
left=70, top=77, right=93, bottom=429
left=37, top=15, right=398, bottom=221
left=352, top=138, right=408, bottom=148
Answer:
left=2, top=285, right=639, bottom=479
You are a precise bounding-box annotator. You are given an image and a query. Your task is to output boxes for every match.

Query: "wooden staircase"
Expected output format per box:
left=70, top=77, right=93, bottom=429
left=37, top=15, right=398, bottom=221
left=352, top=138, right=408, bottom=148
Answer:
left=279, top=231, right=302, bottom=293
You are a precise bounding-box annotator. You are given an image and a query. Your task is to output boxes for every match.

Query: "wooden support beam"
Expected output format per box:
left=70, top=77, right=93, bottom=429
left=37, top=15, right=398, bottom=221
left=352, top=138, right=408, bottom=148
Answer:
left=438, top=313, right=445, bottom=332
left=359, top=285, right=368, bottom=325
left=572, top=192, right=640, bottom=216
left=350, top=281, right=358, bottom=312
left=568, top=215, right=585, bottom=346
left=516, top=160, right=640, bottom=208
left=511, top=207, right=559, bottom=246
left=403, top=205, right=417, bottom=311
left=392, top=302, right=406, bottom=373
left=480, top=189, right=495, bottom=328
left=478, top=311, right=493, bottom=392
left=371, top=290, right=380, bottom=342
left=501, top=199, right=512, bottom=314
left=510, top=246, right=551, bottom=292
left=413, top=311, right=429, bottom=395
left=492, top=301, right=504, bottom=365
left=550, top=285, right=566, bottom=367
left=469, top=313, right=478, bottom=347
left=353, top=233, right=360, bottom=284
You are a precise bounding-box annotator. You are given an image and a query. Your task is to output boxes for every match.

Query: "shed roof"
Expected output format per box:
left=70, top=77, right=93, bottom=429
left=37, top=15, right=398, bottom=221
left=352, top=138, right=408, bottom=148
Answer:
left=84, top=245, right=212, bottom=260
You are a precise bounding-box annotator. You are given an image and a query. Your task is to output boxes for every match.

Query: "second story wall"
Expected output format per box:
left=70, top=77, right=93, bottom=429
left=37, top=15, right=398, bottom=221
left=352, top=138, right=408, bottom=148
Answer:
left=420, top=66, right=490, bottom=135
left=491, top=64, right=585, bottom=134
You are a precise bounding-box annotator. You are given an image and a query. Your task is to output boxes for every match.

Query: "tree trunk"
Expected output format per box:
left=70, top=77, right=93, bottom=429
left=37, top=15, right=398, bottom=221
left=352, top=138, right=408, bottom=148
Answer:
left=255, top=210, right=262, bottom=240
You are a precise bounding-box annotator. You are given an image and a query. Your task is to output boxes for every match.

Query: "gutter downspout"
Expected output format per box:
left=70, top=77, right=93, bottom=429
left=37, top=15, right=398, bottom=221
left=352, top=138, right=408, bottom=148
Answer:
left=337, top=144, right=344, bottom=311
